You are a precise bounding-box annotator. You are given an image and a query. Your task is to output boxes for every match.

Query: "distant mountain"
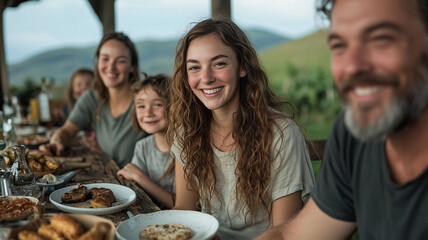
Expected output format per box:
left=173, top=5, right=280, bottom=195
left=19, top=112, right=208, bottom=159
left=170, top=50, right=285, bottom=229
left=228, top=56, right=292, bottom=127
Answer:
left=8, top=29, right=289, bottom=87
left=246, top=28, right=290, bottom=51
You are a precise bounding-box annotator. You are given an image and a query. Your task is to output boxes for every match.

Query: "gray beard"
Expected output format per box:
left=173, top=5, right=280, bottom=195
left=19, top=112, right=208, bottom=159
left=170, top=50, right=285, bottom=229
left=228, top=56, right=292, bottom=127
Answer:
left=344, top=47, right=428, bottom=142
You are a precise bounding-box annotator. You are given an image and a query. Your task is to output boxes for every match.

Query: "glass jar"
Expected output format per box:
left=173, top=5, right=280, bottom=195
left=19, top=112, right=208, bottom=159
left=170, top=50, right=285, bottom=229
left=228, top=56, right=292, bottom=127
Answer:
left=11, top=145, right=40, bottom=197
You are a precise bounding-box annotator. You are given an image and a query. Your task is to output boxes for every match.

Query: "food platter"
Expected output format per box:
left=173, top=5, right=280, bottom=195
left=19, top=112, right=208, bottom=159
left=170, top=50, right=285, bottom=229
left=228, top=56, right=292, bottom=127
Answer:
left=1, top=148, right=62, bottom=177
left=50, top=183, right=136, bottom=215
left=116, top=210, right=219, bottom=240
left=0, top=196, right=40, bottom=223
left=7, top=213, right=116, bottom=240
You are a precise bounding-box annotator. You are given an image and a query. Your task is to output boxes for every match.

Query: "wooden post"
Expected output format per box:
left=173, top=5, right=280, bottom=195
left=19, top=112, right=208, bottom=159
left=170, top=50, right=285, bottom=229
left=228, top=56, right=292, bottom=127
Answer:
left=0, top=1, right=9, bottom=109
left=211, top=0, right=231, bottom=19
left=88, top=0, right=115, bottom=35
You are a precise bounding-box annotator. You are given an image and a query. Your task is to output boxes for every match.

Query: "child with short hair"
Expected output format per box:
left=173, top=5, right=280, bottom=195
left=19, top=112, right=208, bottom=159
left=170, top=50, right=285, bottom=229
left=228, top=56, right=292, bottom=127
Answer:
left=117, top=74, right=175, bottom=208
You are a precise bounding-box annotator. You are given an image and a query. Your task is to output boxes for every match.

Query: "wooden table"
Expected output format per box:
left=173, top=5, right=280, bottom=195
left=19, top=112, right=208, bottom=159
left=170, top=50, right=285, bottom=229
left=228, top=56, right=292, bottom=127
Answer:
left=42, top=147, right=160, bottom=226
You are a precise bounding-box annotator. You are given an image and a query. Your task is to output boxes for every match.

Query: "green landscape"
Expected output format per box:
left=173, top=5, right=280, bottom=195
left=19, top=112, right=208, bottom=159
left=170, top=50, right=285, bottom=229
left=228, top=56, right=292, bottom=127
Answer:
left=261, top=29, right=341, bottom=140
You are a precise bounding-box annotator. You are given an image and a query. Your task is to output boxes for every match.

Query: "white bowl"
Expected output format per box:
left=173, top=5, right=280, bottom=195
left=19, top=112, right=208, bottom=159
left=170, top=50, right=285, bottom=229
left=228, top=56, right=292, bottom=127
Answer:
left=116, top=210, right=219, bottom=240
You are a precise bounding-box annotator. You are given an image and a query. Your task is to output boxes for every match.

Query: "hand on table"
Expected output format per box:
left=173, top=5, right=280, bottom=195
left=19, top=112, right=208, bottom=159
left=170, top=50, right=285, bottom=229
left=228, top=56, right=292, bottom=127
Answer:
left=117, top=163, right=148, bottom=182
left=39, top=142, right=65, bottom=156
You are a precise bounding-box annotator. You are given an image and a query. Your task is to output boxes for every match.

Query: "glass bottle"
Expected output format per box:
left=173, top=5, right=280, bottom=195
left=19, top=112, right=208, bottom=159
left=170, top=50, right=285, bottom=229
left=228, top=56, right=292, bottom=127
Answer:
left=2, top=100, right=16, bottom=146
left=11, top=96, right=23, bottom=125
left=39, top=77, right=54, bottom=126
left=11, top=145, right=40, bottom=197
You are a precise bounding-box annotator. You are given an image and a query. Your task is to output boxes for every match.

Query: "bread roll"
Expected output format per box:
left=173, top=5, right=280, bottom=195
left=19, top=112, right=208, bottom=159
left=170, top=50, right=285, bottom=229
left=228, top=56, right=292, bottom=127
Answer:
left=50, top=214, right=84, bottom=240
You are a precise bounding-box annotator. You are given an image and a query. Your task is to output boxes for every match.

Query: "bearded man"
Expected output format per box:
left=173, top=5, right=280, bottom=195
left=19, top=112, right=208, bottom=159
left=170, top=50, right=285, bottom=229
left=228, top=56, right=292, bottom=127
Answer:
left=256, top=0, right=428, bottom=239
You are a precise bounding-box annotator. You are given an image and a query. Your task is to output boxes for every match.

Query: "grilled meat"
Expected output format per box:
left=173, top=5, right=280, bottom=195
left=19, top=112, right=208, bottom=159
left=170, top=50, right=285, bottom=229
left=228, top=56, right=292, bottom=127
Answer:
left=61, top=184, right=91, bottom=203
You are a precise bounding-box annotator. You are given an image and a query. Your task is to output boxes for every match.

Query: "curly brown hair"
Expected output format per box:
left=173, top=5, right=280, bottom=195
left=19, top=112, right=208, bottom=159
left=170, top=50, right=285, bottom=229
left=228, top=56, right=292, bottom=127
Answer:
left=93, top=32, right=140, bottom=108
left=317, top=0, right=428, bottom=31
left=166, top=18, right=294, bottom=222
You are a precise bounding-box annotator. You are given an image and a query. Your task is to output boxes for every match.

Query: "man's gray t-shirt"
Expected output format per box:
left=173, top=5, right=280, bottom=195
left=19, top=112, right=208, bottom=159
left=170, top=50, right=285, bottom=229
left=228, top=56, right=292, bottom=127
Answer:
left=311, top=111, right=428, bottom=240
left=131, top=135, right=175, bottom=193
left=68, top=90, right=147, bottom=168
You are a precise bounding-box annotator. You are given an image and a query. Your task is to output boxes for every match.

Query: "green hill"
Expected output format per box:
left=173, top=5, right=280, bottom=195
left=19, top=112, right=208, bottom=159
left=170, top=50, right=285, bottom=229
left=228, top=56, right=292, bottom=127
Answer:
left=260, top=29, right=330, bottom=88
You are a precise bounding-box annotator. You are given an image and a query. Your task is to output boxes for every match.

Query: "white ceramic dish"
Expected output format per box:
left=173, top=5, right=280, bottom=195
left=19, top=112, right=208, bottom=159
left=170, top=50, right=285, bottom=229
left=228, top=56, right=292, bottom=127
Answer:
left=37, top=171, right=78, bottom=193
left=49, top=183, right=136, bottom=215
left=116, top=210, right=219, bottom=240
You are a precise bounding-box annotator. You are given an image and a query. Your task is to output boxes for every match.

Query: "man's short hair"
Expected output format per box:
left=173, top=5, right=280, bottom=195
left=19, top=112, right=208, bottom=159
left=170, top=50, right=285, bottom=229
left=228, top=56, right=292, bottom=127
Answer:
left=316, top=0, right=428, bottom=32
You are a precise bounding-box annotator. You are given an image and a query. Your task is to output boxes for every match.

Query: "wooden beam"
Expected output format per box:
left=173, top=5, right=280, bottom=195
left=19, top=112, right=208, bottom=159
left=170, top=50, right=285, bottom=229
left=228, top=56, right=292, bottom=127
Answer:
left=211, top=0, right=231, bottom=19
left=88, top=0, right=115, bottom=35
left=5, top=0, right=31, bottom=8
left=0, top=1, right=9, bottom=109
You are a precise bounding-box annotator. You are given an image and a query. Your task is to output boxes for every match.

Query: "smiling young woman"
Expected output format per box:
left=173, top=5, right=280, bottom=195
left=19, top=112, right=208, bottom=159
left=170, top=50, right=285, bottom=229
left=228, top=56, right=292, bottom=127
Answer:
left=167, top=18, right=315, bottom=239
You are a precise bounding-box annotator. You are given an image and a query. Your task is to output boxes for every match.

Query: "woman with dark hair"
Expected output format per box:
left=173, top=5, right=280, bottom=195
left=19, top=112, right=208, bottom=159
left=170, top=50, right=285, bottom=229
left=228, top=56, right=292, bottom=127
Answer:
left=167, top=19, right=314, bottom=239
left=41, top=32, right=147, bottom=167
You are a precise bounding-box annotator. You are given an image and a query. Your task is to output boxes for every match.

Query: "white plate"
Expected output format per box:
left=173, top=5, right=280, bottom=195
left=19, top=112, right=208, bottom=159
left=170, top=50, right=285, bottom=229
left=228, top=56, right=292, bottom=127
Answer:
left=15, top=126, right=48, bottom=136
left=49, top=183, right=136, bottom=215
left=116, top=210, right=219, bottom=240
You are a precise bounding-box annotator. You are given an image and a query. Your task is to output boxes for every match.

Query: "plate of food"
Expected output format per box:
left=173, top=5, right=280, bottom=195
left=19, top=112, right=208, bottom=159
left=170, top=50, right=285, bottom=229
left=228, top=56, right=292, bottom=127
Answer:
left=17, top=135, right=50, bottom=149
left=1, top=147, right=61, bottom=177
left=0, top=196, right=40, bottom=223
left=49, top=183, right=136, bottom=215
left=7, top=213, right=115, bottom=240
left=0, top=147, right=89, bottom=178
left=116, top=210, right=219, bottom=240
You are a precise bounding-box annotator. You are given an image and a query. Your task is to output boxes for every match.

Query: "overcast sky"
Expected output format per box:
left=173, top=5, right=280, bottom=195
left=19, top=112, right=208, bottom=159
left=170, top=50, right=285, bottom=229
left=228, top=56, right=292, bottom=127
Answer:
left=4, top=0, right=327, bottom=64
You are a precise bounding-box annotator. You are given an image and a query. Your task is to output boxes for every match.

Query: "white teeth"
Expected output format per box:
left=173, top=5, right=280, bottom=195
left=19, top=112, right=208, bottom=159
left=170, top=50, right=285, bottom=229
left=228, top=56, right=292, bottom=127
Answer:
left=354, top=86, right=381, bottom=96
left=203, top=88, right=221, bottom=94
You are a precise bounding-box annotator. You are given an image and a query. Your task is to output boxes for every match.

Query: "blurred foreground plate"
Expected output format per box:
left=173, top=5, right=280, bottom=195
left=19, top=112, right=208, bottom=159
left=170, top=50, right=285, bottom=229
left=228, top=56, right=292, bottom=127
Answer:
left=7, top=213, right=116, bottom=240
left=49, top=183, right=136, bottom=215
left=116, top=210, right=219, bottom=240
left=0, top=196, right=40, bottom=223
